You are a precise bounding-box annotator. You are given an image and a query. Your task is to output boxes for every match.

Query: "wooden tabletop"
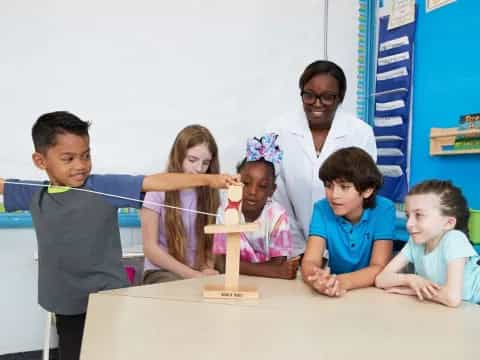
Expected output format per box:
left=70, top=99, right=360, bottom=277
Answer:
left=81, top=275, right=480, bottom=360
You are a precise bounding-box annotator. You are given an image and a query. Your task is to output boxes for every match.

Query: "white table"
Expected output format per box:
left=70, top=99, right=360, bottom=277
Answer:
left=81, top=275, right=480, bottom=359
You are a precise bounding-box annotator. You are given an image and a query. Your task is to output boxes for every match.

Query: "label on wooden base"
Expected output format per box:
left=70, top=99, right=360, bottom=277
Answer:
left=203, top=283, right=259, bottom=299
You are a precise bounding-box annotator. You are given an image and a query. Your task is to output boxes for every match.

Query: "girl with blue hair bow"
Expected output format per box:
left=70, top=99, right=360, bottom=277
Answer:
left=213, top=133, right=300, bottom=279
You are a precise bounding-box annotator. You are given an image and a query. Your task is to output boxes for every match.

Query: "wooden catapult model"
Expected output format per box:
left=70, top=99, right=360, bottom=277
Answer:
left=202, top=185, right=260, bottom=299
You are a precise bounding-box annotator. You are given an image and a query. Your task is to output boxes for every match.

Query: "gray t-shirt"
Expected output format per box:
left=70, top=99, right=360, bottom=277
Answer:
left=4, top=174, right=144, bottom=314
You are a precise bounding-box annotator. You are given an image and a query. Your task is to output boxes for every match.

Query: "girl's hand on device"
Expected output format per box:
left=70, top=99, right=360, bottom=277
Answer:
left=407, top=274, right=440, bottom=301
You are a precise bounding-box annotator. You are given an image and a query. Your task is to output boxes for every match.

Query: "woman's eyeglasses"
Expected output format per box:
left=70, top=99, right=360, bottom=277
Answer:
left=301, top=91, right=339, bottom=106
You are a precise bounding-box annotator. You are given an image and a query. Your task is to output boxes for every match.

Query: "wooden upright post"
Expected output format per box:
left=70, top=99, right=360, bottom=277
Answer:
left=224, top=185, right=241, bottom=290
left=203, top=185, right=259, bottom=299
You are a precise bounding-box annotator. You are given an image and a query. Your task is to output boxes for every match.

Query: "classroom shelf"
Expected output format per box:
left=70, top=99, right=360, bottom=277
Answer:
left=430, top=127, right=480, bottom=156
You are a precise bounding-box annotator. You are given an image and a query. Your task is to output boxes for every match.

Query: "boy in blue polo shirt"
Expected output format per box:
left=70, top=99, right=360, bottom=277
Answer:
left=0, top=111, right=238, bottom=360
left=301, top=147, right=395, bottom=297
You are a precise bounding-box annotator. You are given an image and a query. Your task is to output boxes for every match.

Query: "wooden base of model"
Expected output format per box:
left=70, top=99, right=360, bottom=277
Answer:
left=202, top=185, right=259, bottom=299
left=202, top=283, right=259, bottom=299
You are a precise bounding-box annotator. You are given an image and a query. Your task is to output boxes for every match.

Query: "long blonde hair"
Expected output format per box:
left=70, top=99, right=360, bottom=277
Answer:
left=164, top=125, right=220, bottom=269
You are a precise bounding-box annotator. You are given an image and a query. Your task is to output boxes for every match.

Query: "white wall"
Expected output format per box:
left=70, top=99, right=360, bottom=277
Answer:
left=0, top=0, right=361, bottom=354
left=0, top=0, right=360, bottom=179
left=0, top=0, right=324, bottom=178
left=328, top=0, right=359, bottom=113
left=0, top=229, right=47, bottom=354
left=0, top=227, right=142, bottom=354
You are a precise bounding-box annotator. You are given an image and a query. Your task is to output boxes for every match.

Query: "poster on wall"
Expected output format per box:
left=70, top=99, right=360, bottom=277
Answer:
left=426, top=0, right=456, bottom=12
left=388, top=0, right=415, bottom=29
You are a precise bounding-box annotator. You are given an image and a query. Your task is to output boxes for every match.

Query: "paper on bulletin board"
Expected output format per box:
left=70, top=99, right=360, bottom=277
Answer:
left=388, top=0, right=415, bottom=30
left=426, top=0, right=456, bottom=12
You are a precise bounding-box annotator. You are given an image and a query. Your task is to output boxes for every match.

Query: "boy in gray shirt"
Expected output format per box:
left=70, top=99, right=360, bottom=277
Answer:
left=0, top=111, right=236, bottom=360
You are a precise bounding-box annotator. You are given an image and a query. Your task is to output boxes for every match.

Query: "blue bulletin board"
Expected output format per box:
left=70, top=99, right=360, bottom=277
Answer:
left=410, top=0, right=480, bottom=209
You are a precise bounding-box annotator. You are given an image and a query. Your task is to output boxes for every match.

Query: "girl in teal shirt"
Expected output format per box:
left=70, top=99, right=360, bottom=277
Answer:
left=376, top=180, right=480, bottom=307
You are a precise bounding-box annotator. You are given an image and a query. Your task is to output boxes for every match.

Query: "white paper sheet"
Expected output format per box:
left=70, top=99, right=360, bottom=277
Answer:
left=375, top=101, right=406, bottom=112
left=378, top=51, right=410, bottom=66
left=377, top=66, right=408, bottom=81
left=379, top=36, right=410, bottom=52
left=375, top=116, right=404, bottom=126
left=376, top=135, right=404, bottom=142
left=378, top=148, right=404, bottom=156
left=426, top=0, right=456, bottom=12
left=378, top=165, right=404, bottom=177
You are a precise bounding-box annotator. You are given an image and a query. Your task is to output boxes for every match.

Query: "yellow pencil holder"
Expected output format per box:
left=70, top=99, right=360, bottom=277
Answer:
left=469, top=209, right=480, bottom=245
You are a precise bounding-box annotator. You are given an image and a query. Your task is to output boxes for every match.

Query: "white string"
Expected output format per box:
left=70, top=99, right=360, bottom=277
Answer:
left=2, top=181, right=218, bottom=217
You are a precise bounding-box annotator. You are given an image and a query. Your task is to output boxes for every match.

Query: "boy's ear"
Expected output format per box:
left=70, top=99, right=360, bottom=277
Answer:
left=32, top=152, right=47, bottom=170
left=361, top=187, right=375, bottom=200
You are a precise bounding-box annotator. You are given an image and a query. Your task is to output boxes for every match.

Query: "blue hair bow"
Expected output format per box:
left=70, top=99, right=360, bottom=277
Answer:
left=246, top=133, right=283, bottom=164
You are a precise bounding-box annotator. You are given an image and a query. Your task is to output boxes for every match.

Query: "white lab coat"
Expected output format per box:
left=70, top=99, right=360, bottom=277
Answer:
left=270, top=108, right=377, bottom=256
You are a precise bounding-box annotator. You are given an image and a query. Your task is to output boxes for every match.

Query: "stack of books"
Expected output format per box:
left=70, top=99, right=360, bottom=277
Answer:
left=454, top=113, right=480, bottom=150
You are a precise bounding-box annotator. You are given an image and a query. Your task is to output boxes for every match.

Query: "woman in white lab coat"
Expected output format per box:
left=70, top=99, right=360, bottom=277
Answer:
left=272, top=60, right=377, bottom=256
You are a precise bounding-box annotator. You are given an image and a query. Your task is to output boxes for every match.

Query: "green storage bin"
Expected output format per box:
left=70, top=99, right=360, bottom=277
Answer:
left=469, top=209, right=480, bottom=245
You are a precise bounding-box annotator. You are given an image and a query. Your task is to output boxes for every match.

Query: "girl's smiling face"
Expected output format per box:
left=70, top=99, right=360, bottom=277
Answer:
left=240, top=161, right=276, bottom=222
left=405, top=193, right=456, bottom=249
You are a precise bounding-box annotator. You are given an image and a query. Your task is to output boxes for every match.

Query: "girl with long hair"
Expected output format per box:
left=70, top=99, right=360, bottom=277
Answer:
left=141, top=125, right=221, bottom=283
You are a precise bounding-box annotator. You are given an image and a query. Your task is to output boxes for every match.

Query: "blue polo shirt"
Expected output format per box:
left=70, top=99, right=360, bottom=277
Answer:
left=309, top=195, right=395, bottom=274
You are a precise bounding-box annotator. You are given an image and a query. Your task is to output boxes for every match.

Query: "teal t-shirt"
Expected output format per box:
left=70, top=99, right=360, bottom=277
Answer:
left=401, top=229, right=480, bottom=304
left=309, top=195, right=395, bottom=274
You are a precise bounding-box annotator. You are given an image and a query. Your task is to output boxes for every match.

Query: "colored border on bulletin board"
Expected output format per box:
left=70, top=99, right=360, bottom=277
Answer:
left=357, top=0, right=376, bottom=125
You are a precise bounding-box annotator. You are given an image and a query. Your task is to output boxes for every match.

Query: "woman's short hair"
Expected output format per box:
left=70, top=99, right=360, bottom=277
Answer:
left=299, top=60, right=347, bottom=103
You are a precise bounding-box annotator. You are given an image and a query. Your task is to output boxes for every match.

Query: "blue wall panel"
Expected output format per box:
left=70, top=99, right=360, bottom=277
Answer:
left=411, top=0, right=480, bottom=208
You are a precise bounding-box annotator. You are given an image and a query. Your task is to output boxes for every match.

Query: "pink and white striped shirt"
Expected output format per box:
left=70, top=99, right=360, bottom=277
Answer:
left=213, top=199, right=292, bottom=263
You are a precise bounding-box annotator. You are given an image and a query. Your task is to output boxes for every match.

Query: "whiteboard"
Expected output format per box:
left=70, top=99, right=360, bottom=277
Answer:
left=0, top=0, right=359, bottom=179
